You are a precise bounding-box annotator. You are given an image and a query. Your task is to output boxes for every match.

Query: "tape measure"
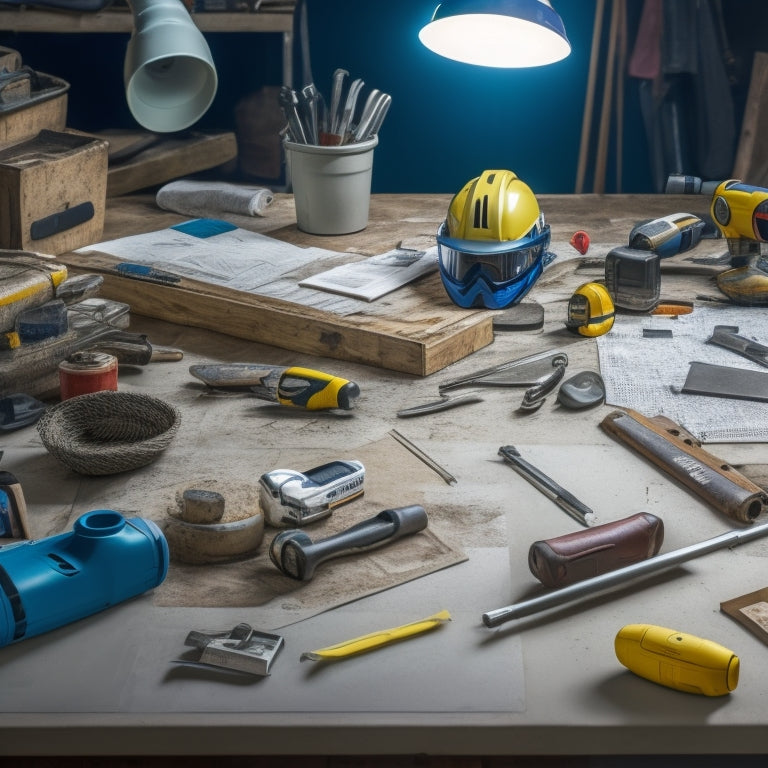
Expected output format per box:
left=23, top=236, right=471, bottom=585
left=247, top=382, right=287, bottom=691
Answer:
left=566, top=282, right=615, bottom=337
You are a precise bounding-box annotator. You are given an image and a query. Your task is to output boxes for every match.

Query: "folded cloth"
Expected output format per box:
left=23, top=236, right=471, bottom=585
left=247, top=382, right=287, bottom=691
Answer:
left=156, top=179, right=274, bottom=218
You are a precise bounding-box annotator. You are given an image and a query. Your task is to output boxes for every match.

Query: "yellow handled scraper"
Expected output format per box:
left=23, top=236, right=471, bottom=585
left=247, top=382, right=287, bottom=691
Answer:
left=300, top=610, right=451, bottom=662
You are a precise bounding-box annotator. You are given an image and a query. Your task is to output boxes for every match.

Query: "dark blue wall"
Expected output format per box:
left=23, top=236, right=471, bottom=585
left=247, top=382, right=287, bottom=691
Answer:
left=304, top=0, right=651, bottom=195
left=5, top=0, right=734, bottom=196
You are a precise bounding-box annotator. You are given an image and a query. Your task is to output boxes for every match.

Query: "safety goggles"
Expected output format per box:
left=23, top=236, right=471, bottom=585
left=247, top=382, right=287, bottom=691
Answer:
left=436, top=220, right=552, bottom=309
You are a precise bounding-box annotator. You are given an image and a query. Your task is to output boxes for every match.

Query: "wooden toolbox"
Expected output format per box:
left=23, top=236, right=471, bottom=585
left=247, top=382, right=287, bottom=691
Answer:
left=0, top=48, right=108, bottom=256
left=0, top=129, right=108, bottom=255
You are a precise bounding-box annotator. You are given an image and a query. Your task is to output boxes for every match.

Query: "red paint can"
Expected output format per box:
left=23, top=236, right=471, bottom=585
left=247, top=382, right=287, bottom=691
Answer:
left=59, top=352, right=118, bottom=400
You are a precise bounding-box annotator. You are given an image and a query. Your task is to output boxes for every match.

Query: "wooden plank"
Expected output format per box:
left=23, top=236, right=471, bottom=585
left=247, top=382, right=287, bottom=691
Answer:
left=95, top=130, right=238, bottom=197
left=0, top=6, right=296, bottom=34
left=733, top=51, right=768, bottom=187
left=59, top=194, right=495, bottom=376
left=61, top=250, right=493, bottom=376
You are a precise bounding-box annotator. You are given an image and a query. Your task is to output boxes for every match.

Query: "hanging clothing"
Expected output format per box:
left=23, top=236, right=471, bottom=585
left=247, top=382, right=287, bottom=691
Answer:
left=629, top=0, right=736, bottom=191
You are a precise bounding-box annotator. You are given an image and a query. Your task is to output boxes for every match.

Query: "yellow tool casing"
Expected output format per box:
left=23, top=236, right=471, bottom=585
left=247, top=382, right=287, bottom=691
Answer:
left=277, top=366, right=359, bottom=410
left=566, top=282, right=615, bottom=337
left=711, top=180, right=768, bottom=243
left=615, top=623, right=739, bottom=696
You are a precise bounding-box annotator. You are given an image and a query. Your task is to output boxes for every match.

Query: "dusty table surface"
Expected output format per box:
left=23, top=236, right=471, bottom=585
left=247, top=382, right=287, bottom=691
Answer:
left=2, top=194, right=768, bottom=757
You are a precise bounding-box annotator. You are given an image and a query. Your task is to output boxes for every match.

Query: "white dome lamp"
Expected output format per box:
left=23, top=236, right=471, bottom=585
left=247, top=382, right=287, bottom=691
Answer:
left=419, top=0, right=571, bottom=68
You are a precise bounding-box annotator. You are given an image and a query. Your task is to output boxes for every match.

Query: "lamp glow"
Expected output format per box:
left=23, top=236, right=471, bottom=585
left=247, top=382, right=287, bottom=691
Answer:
left=419, top=0, right=571, bottom=68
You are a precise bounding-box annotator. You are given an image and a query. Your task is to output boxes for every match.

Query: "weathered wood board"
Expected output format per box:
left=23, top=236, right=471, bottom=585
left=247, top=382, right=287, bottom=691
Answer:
left=60, top=194, right=496, bottom=376
left=95, top=130, right=238, bottom=197
left=59, top=193, right=705, bottom=377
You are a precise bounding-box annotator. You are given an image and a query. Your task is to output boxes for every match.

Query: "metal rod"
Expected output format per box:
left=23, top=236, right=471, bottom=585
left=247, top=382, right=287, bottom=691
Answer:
left=482, top=521, right=768, bottom=628
left=389, top=429, right=456, bottom=485
left=498, top=445, right=596, bottom=527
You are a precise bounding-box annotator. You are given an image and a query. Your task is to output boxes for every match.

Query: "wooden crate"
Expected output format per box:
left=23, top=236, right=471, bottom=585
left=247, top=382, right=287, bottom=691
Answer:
left=0, top=70, right=67, bottom=147
left=0, top=129, right=108, bottom=255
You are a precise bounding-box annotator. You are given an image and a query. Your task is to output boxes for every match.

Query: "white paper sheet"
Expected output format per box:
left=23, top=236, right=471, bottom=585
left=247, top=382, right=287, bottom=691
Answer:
left=77, top=218, right=369, bottom=315
left=299, top=246, right=439, bottom=301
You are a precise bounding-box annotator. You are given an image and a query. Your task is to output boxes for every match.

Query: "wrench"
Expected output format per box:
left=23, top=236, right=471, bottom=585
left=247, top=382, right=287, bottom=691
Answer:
left=336, top=77, right=365, bottom=140
left=269, top=505, right=428, bottom=581
left=328, top=68, right=349, bottom=135
left=356, top=92, right=391, bottom=141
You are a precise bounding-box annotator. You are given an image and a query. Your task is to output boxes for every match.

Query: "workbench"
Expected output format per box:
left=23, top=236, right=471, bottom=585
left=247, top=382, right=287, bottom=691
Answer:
left=1, top=194, right=768, bottom=761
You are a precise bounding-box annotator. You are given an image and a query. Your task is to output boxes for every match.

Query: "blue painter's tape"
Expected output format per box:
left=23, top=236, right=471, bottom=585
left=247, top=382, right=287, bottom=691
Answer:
left=171, top=219, right=237, bottom=238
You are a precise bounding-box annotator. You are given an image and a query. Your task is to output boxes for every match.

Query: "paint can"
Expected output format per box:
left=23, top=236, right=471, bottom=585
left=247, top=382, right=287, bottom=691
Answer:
left=58, top=352, right=118, bottom=400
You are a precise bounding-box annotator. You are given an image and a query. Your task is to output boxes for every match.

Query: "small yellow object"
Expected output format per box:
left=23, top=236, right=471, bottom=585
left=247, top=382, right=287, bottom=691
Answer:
left=300, top=610, right=452, bottom=662
left=566, top=282, right=615, bottom=337
left=615, top=623, right=739, bottom=696
left=277, top=366, right=360, bottom=410
left=1, top=331, right=20, bottom=350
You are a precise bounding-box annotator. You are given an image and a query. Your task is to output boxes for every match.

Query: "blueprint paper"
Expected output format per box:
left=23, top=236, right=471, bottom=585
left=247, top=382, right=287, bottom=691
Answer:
left=77, top=218, right=370, bottom=316
left=596, top=306, right=768, bottom=442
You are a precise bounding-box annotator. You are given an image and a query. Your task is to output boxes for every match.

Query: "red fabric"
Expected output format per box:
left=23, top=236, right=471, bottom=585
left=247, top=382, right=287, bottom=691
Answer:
left=629, top=0, right=663, bottom=79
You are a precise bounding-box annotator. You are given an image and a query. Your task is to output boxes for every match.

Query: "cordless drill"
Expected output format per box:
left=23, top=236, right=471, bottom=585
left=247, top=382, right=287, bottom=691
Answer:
left=666, top=175, right=768, bottom=305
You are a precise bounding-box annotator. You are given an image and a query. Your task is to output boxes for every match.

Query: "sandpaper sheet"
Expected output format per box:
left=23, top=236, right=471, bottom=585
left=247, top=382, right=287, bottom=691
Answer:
left=34, top=433, right=469, bottom=626
left=721, top=586, right=768, bottom=647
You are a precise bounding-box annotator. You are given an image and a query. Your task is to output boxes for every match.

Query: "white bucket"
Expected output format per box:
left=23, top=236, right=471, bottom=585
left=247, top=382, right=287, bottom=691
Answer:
left=285, top=136, right=378, bottom=235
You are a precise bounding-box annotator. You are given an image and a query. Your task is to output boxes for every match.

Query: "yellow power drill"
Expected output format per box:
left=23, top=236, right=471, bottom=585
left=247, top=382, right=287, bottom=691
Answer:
left=667, top=175, right=768, bottom=305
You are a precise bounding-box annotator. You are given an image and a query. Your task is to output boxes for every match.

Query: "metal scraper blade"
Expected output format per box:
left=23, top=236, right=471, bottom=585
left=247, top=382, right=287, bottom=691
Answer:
left=681, top=361, right=768, bottom=402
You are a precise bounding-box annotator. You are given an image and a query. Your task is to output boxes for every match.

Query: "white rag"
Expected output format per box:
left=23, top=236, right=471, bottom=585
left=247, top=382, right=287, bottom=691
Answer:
left=156, top=179, right=274, bottom=218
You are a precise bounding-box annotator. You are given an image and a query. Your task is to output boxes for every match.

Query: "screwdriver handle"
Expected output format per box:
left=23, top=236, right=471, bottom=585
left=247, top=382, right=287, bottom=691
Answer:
left=277, top=366, right=360, bottom=410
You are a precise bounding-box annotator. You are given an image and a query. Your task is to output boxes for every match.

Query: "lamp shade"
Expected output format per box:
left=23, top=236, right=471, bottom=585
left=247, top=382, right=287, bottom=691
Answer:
left=125, top=0, right=218, bottom=132
left=419, top=0, right=571, bottom=67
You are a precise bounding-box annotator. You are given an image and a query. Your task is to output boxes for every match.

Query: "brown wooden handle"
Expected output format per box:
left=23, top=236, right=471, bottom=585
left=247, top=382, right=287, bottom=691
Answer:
left=600, top=409, right=768, bottom=524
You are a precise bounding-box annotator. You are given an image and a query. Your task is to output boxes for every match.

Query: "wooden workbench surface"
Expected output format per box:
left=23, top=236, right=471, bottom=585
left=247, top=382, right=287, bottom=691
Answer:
left=62, top=193, right=712, bottom=377
left=4, top=194, right=768, bottom=759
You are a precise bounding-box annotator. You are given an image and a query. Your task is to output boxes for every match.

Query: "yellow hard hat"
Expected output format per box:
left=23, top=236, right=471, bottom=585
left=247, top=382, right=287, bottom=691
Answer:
left=438, top=169, right=552, bottom=309
left=447, top=169, right=543, bottom=242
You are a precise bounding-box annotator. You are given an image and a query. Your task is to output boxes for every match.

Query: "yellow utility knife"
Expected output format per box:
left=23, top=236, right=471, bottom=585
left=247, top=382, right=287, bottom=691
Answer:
left=300, top=610, right=451, bottom=662
left=189, top=363, right=360, bottom=410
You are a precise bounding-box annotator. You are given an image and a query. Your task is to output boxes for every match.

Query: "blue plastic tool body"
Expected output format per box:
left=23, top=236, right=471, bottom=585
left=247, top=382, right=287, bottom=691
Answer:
left=0, top=510, right=168, bottom=646
left=0, top=491, right=10, bottom=537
